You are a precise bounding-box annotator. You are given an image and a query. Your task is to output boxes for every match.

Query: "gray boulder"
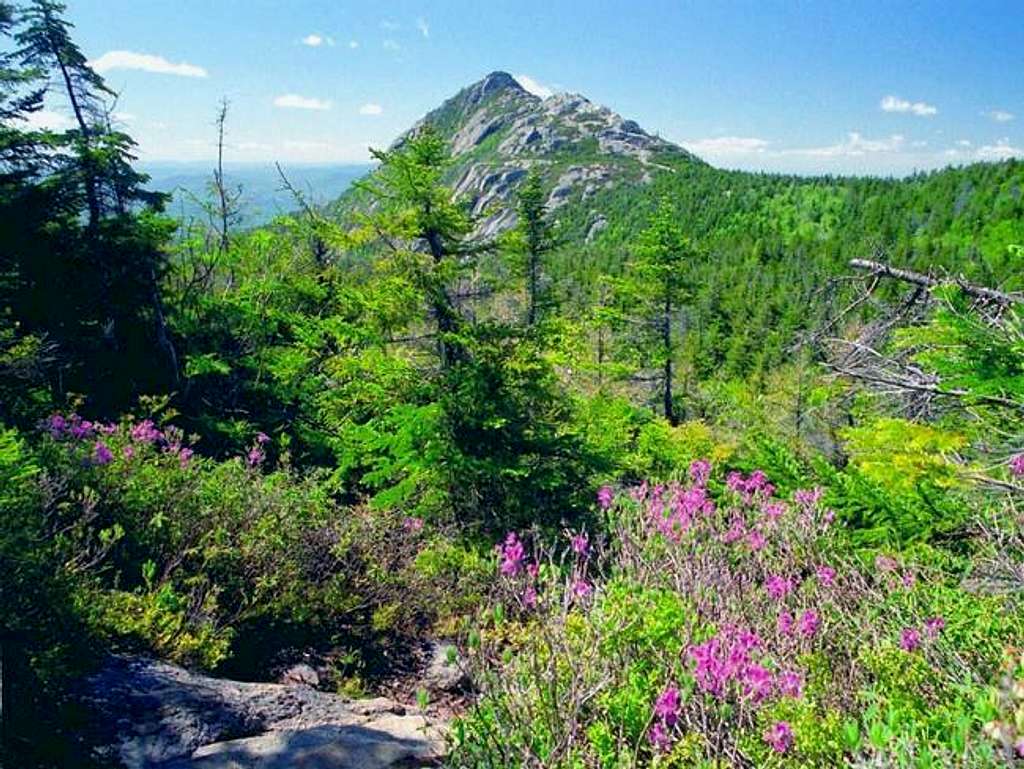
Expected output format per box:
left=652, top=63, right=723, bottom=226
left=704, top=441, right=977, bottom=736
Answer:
left=75, top=655, right=445, bottom=769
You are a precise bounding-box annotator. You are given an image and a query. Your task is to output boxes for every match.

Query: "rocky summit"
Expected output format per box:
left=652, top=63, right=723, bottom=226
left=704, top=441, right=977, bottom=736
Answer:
left=337, top=71, right=699, bottom=238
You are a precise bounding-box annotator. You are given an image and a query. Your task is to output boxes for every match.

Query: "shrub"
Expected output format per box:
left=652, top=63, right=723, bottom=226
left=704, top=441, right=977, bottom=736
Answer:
left=449, top=462, right=1023, bottom=767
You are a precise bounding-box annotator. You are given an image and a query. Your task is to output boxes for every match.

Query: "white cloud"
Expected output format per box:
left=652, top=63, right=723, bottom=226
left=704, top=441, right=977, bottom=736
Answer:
left=416, top=17, right=430, bottom=38
left=957, top=139, right=972, bottom=147
left=112, top=111, right=136, bottom=124
left=301, top=33, right=334, bottom=47
left=348, top=40, right=359, bottom=49
left=358, top=103, right=383, bottom=116
left=89, top=50, right=208, bottom=78
left=975, top=138, right=1024, bottom=160
left=383, top=39, right=400, bottom=51
left=880, top=95, right=937, bottom=117
left=380, top=19, right=399, bottom=31
left=682, top=136, right=770, bottom=155
left=985, top=109, right=1015, bottom=123
left=794, top=132, right=906, bottom=157
left=513, top=74, right=554, bottom=99
left=273, top=93, right=332, bottom=110
left=23, top=108, right=73, bottom=131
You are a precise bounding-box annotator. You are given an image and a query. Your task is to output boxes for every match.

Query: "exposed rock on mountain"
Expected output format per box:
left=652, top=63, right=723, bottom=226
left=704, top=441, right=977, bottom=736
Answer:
left=333, top=71, right=700, bottom=239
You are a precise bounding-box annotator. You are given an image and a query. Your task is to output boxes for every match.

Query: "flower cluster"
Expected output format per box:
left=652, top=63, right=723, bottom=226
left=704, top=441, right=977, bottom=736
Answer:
left=687, top=626, right=803, bottom=706
left=899, top=616, right=944, bottom=652
left=497, top=532, right=525, bottom=576
left=648, top=685, right=681, bottom=752
left=44, top=413, right=196, bottom=468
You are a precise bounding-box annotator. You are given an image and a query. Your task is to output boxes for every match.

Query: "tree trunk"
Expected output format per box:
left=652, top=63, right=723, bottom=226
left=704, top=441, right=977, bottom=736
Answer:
left=662, top=293, right=676, bottom=425
left=425, top=228, right=465, bottom=368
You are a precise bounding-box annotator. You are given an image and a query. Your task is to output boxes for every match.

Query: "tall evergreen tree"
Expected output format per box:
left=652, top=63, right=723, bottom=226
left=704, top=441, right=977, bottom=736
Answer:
left=360, top=125, right=479, bottom=369
left=623, top=200, right=699, bottom=425
left=2, top=0, right=178, bottom=412
left=513, top=169, right=556, bottom=326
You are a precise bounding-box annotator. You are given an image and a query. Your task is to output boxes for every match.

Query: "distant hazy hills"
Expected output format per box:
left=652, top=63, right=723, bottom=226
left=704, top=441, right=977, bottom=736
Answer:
left=142, top=162, right=373, bottom=226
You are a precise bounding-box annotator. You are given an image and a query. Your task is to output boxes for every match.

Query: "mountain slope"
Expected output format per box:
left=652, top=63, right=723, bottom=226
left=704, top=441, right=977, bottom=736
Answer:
left=334, top=71, right=699, bottom=237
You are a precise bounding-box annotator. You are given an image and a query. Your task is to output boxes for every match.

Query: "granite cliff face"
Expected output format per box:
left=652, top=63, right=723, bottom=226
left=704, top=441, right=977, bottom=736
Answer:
left=336, top=71, right=700, bottom=239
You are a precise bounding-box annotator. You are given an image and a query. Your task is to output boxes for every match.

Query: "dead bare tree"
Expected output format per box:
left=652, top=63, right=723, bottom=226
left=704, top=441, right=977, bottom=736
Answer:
left=211, top=98, right=242, bottom=254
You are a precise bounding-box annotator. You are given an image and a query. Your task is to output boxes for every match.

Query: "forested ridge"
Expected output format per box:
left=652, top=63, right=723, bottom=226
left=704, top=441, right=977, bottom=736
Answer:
left=2, top=3, right=1024, bottom=767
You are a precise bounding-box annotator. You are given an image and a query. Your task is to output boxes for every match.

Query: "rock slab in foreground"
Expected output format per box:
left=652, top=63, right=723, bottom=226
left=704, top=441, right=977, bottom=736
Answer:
left=77, top=655, right=445, bottom=769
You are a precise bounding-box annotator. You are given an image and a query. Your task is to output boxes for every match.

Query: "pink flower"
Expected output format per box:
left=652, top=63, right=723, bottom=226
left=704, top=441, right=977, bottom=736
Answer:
left=777, top=610, right=795, bottom=636
left=747, top=529, right=766, bottom=552
left=689, top=459, right=711, bottom=486
left=130, top=419, right=162, bottom=444
left=1010, top=454, right=1024, bottom=477
left=648, top=721, right=672, bottom=752
left=526, top=561, right=539, bottom=580
left=523, top=586, right=537, bottom=608
left=498, top=532, right=525, bottom=576
left=765, top=721, right=794, bottom=753
left=654, top=685, right=681, bottom=726
left=765, top=575, right=794, bottom=600
left=256, top=432, right=271, bottom=444
left=247, top=445, right=265, bottom=467
left=45, top=414, right=67, bottom=438
left=900, top=628, right=921, bottom=652
left=816, top=565, right=836, bottom=587
left=178, top=448, right=194, bottom=467
left=798, top=610, right=820, bottom=638
left=597, top=485, right=615, bottom=509
left=761, top=501, right=786, bottom=522
left=721, top=517, right=746, bottom=544
left=793, top=486, right=823, bottom=508
left=742, top=664, right=773, bottom=703
left=122, top=445, right=135, bottom=459
left=777, top=670, right=803, bottom=699
left=571, top=579, right=593, bottom=599
left=403, top=517, right=424, bottom=533
left=924, top=616, right=945, bottom=638
left=901, top=572, right=916, bottom=589
left=93, top=441, right=114, bottom=466
left=570, top=532, right=589, bottom=556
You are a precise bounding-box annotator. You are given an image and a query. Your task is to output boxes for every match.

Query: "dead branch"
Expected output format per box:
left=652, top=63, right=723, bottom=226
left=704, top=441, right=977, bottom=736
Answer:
left=849, top=259, right=1024, bottom=306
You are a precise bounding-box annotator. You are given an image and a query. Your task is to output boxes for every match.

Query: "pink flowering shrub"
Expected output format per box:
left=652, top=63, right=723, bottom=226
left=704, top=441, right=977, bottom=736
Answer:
left=30, top=413, right=467, bottom=674
left=450, top=461, right=1024, bottom=768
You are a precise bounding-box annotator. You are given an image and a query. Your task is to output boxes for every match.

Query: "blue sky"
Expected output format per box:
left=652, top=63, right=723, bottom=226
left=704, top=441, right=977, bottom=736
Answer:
left=44, top=0, right=1024, bottom=175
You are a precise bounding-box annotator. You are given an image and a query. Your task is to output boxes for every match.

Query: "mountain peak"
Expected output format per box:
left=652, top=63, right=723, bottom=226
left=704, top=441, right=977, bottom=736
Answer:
left=379, top=73, right=700, bottom=238
left=476, top=71, right=528, bottom=97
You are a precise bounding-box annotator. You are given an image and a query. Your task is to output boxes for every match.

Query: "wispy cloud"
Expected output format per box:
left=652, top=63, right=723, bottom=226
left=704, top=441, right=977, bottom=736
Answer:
left=682, top=136, right=769, bottom=155
left=975, top=138, right=1024, bottom=160
left=358, top=103, right=383, bottom=116
left=513, top=74, right=554, bottom=99
left=348, top=40, right=359, bottom=49
left=795, top=132, right=906, bottom=157
left=880, top=95, right=937, bottom=117
left=89, top=50, right=208, bottom=78
left=273, top=93, right=332, bottom=111
left=380, top=19, right=400, bottom=31
left=383, top=39, right=400, bottom=51
left=301, top=33, right=334, bottom=47
left=416, top=17, right=430, bottom=38
left=985, top=109, right=1015, bottom=123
